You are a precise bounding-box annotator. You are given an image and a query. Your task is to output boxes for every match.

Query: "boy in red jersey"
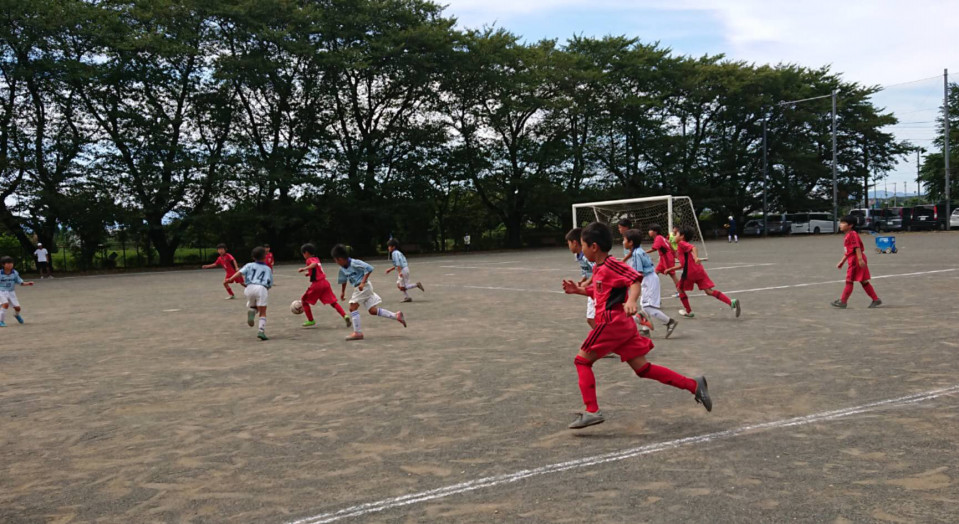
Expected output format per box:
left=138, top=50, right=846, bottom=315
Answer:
left=263, top=244, right=275, bottom=269
left=562, top=222, right=711, bottom=429
left=298, top=243, right=351, bottom=327
left=202, top=243, right=245, bottom=299
left=669, top=226, right=740, bottom=318
left=832, top=216, right=882, bottom=308
left=646, top=223, right=680, bottom=293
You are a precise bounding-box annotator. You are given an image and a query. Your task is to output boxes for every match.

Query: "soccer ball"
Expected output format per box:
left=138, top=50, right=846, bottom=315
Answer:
left=290, top=300, right=304, bottom=315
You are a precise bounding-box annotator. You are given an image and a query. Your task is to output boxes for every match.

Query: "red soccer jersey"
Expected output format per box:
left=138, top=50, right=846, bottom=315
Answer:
left=305, top=256, right=327, bottom=282
left=676, top=240, right=707, bottom=281
left=585, top=256, right=642, bottom=323
left=216, top=253, right=238, bottom=275
left=265, top=252, right=275, bottom=268
left=843, top=230, right=867, bottom=267
left=652, top=235, right=675, bottom=266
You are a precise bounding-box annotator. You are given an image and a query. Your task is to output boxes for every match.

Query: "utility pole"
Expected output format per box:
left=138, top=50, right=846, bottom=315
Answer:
left=893, top=182, right=897, bottom=206
left=763, top=116, right=768, bottom=237
left=916, top=147, right=923, bottom=202
left=832, top=89, right=838, bottom=232
left=945, top=69, right=951, bottom=224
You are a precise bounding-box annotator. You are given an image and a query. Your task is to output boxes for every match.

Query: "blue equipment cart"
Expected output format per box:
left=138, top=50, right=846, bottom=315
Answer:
left=872, top=233, right=897, bottom=254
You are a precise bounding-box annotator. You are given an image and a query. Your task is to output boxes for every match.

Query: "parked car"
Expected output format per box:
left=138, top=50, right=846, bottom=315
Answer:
left=743, top=220, right=764, bottom=236
left=951, top=208, right=959, bottom=229
left=876, top=207, right=904, bottom=232
left=934, top=201, right=959, bottom=230
left=848, top=208, right=882, bottom=231
left=908, top=205, right=938, bottom=231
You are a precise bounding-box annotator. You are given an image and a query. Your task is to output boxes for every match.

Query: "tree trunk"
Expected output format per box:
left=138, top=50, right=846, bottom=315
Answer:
left=505, top=213, right=523, bottom=248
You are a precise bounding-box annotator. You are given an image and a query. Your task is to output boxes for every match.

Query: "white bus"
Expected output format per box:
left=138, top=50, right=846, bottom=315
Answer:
left=786, top=212, right=835, bottom=234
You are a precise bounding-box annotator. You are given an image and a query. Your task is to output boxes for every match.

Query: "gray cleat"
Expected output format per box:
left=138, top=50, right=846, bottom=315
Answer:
left=731, top=298, right=741, bottom=318
left=568, top=410, right=605, bottom=429
left=830, top=299, right=847, bottom=309
left=868, top=299, right=882, bottom=308
left=694, top=376, right=712, bottom=412
left=665, top=319, right=678, bottom=339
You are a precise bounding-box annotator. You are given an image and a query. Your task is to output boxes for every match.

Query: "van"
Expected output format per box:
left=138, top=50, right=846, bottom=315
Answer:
left=908, top=205, right=937, bottom=230
left=848, top=209, right=882, bottom=231
left=876, top=208, right=904, bottom=232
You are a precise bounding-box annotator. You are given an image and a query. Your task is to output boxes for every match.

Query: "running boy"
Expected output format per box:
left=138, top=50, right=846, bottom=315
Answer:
left=0, top=256, right=35, bottom=327
left=332, top=244, right=406, bottom=341
left=566, top=227, right=596, bottom=328
left=227, top=247, right=273, bottom=340
left=625, top=230, right=678, bottom=338
left=617, top=219, right=633, bottom=262
left=832, top=216, right=882, bottom=308
left=202, top=244, right=245, bottom=299
left=647, top=224, right=680, bottom=293
left=298, top=243, right=351, bottom=327
left=385, top=239, right=424, bottom=302
left=669, top=226, right=740, bottom=318
left=562, top=222, right=711, bottom=429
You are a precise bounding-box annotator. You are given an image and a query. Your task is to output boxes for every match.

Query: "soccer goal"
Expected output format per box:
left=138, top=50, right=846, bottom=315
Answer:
left=572, top=195, right=708, bottom=259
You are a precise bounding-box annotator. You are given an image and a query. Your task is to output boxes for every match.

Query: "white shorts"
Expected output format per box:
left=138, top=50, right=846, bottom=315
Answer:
left=244, top=284, right=269, bottom=308
left=0, top=290, right=19, bottom=308
left=396, top=267, right=411, bottom=289
left=641, top=272, right=662, bottom=309
left=586, top=296, right=596, bottom=320
left=350, top=283, right=383, bottom=311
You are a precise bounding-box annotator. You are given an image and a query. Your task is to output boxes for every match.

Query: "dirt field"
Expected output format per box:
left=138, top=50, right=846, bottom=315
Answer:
left=2, top=231, right=959, bottom=523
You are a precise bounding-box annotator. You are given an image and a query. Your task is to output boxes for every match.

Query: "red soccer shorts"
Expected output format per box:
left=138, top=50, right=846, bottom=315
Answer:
left=580, top=315, right=653, bottom=362
left=846, top=263, right=871, bottom=282
left=680, top=275, right=715, bottom=291
left=226, top=270, right=244, bottom=284
left=302, top=280, right=337, bottom=306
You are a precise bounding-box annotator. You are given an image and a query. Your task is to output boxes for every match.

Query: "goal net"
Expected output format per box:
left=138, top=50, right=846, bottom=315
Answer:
left=571, top=195, right=708, bottom=260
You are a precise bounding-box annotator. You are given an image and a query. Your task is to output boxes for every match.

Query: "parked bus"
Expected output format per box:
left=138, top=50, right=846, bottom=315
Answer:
left=786, top=212, right=835, bottom=234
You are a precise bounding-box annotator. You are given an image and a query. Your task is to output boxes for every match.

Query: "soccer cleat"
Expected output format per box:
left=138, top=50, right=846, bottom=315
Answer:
left=247, top=309, right=256, bottom=327
left=345, top=332, right=364, bottom=341
left=343, top=314, right=352, bottom=327
left=401, top=297, right=413, bottom=303
left=638, top=311, right=654, bottom=331
left=731, top=298, right=741, bottom=318
left=665, top=319, right=678, bottom=339
left=0, top=321, right=6, bottom=327
left=678, top=309, right=695, bottom=318
left=694, top=376, right=712, bottom=412
left=15, top=314, right=24, bottom=324
left=302, top=320, right=316, bottom=327
left=225, top=295, right=235, bottom=300
left=868, top=299, right=883, bottom=308
left=416, top=282, right=425, bottom=292
left=257, top=331, right=269, bottom=341
left=568, top=410, right=605, bottom=429
left=397, top=311, right=407, bottom=328
left=830, top=299, right=847, bottom=309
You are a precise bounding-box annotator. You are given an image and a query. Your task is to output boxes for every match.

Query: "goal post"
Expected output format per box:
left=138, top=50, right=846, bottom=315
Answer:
left=571, top=195, right=708, bottom=259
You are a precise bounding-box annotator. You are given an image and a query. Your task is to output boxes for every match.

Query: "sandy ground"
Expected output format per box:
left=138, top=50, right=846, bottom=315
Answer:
left=2, top=231, right=959, bottom=523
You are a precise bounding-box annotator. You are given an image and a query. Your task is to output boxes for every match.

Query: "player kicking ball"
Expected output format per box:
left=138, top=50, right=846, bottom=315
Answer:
left=332, top=244, right=406, bottom=341
left=562, top=223, right=711, bottom=429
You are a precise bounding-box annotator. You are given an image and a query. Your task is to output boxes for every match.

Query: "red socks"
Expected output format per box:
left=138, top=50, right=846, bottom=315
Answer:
left=862, top=283, right=879, bottom=301
left=574, top=356, right=599, bottom=412
left=711, top=291, right=732, bottom=306
left=331, top=302, right=347, bottom=316
left=841, top=282, right=854, bottom=302
left=303, top=303, right=314, bottom=321
left=636, top=363, right=697, bottom=393
left=678, top=292, right=692, bottom=313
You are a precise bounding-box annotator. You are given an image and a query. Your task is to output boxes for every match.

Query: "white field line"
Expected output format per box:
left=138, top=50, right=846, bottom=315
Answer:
left=287, top=384, right=959, bottom=524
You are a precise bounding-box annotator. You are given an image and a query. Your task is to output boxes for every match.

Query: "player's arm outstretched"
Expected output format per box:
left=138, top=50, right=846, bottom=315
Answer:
left=562, top=279, right=591, bottom=296
left=298, top=261, right=319, bottom=274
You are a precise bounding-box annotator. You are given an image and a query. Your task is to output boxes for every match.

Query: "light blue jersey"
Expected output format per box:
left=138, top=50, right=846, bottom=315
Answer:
left=575, top=252, right=593, bottom=279
left=390, top=250, right=408, bottom=269
left=0, top=269, right=24, bottom=292
left=629, top=247, right=656, bottom=276
left=337, top=258, right=374, bottom=287
left=238, top=262, right=273, bottom=288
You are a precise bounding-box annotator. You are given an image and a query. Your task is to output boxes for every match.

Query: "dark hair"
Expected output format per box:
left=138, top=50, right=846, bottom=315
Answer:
left=565, top=227, right=583, bottom=243
left=624, top=229, right=645, bottom=248
left=581, top=222, right=613, bottom=252
left=678, top=226, right=696, bottom=241
left=840, top=215, right=856, bottom=226
left=648, top=223, right=664, bottom=237
left=251, top=246, right=267, bottom=261
left=617, top=218, right=633, bottom=229
left=387, top=239, right=400, bottom=248
left=330, top=244, right=350, bottom=259
left=263, top=243, right=270, bottom=248
left=301, top=243, right=316, bottom=255
left=216, top=243, right=227, bottom=250
left=0, top=256, right=13, bottom=265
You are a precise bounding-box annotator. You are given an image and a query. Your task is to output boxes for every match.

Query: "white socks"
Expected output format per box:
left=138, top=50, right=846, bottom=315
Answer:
left=647, top=307, right=671, bottom=324
left=402, top=288, right=410, bottom=298
left=258, top=317, right=266, bottom=332
left=0, top=308, right=5, bottom=322
left=351, top=311, right=362, bottom=332
left=376, top=308, right=397, bottom=320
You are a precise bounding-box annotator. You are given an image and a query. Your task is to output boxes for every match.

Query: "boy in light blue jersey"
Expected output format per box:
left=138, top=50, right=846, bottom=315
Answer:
left=624, top=230, right=677, bottom=338
left=0, top=256, right=35, bottom=327
left=565, top=228, right=596, bottom=328
left=227, top=246, right=273, bottom=340
left=332, top=244, right=406, bottom=341
left=385, top=239, right=424, bottom=302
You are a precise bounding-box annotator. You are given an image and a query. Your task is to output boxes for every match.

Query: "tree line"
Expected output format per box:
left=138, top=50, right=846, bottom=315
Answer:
left=1, top=0, right=920, bottom=267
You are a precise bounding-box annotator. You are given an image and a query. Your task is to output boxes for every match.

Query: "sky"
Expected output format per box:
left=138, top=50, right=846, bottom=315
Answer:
left=443, top=0, right=958, bottom=197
